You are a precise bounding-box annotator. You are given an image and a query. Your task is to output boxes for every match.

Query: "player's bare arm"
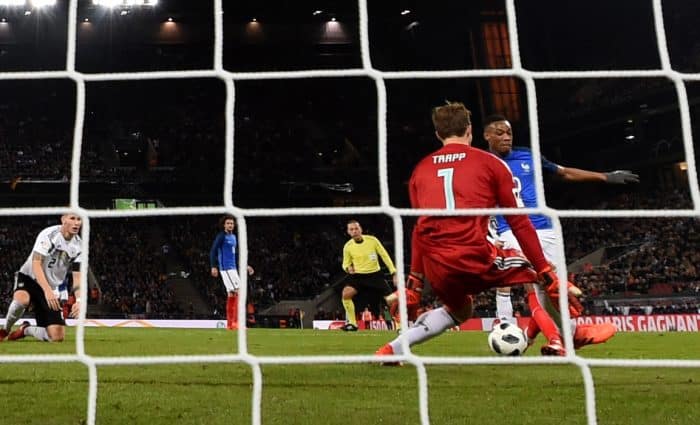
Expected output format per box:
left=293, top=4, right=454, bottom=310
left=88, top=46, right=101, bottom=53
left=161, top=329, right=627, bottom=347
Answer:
left=70, top=270, right=82, bottom=318
left=32, top=252, right=60, bottom=311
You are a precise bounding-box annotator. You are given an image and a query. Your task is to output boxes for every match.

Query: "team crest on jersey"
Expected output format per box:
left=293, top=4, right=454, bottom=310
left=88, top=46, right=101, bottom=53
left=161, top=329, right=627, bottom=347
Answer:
left=58, top=250, right=71, bottom=263
left=520, top=162, right=531, bottom=172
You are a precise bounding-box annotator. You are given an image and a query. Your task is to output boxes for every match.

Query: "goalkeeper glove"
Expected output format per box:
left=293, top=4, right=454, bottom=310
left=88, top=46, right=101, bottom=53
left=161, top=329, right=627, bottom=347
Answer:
left=537, top=265, right=558, bottom=293
left=604, top=170, right=640, bottom=184
left=547, top=281, right=585, bottom=318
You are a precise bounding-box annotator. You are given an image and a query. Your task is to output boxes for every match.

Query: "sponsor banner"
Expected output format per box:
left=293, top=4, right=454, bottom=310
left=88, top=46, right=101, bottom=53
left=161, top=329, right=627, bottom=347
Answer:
left=574, top=314, right=700, bottom=332
left=313, top=320, right=399, bottom=330
left=316, top=314, right=700, bottom=332
left=313, top=320, right=347, bottom=330
left=0, top=319, right=227, bottom=329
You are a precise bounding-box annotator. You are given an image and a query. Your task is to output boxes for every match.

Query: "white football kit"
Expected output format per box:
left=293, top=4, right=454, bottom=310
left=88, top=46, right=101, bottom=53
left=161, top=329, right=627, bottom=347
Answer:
left=19, top=225, right=82, bottom=292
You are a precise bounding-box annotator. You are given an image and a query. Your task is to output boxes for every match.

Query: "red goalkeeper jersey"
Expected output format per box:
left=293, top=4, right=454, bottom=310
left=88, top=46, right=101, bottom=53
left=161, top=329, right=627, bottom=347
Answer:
left=409, top=143, right=548, bottom=273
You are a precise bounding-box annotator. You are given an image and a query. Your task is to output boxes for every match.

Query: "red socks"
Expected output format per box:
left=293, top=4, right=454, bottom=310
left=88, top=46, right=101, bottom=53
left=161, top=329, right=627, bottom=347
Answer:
left=526, top=317, right=540, bottom=340
left=226, top=294, right=238, bottom=329
left=527, top=292, right=560, bottom=343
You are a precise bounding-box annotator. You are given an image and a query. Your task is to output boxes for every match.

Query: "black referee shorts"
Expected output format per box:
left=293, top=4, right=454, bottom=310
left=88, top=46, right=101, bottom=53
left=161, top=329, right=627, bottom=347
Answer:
left=342, top=271, right=393, bottom=296
left=15, top=273, right=66, bottom=327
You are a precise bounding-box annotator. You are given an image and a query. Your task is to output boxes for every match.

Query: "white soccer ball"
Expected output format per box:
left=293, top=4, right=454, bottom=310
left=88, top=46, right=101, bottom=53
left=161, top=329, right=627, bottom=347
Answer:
left=488, top=321, right=528, bottom=356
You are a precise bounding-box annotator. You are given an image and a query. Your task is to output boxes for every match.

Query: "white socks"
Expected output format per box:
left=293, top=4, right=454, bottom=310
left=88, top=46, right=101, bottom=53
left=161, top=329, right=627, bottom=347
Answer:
left=4, top=300, right=26, bottom=332
left=389, top=307, right=457, bottom=355
left=495, top=291, right=514, bottom=323
left=24, top=326, right=50, bottom=341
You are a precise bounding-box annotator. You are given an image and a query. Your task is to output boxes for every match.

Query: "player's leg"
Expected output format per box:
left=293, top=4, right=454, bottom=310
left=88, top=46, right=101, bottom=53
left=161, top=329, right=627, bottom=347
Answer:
left=573, top=323, right=617, bottom=349
left=12, top=293, right=66, bottom=342
left=376, top=260, right=469, bottom=358
left=17, top=323, right=65, bottom=342
left=341, top=285, right=358, bottom=330
left=493, top=247, right=565, bottom=355
left=495, top=287, right=514, bottom=323
left=221, top=270, right=241, bottom=330
left=18, top=324, right=64, bottom=342
left=495, top=231, right=520, bottom=324
left=524, top=284, right=564, bottom=355
left=2, top=273, right=37, bottom=339
left=534, top=283, right=615, bottom=349
left=227, top=291, right=238, bottom=330
left=377, top=297, right=469, bottom=359
left=1, top=289, right=30, bottom=340
left=537, top=229, right=616, bottom=349
left=527, top=281, right=612, bottom=350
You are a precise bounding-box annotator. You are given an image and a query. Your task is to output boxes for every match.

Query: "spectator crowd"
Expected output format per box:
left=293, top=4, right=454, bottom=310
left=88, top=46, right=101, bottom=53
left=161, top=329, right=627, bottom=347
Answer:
left=2, top=197, right=699, bottom=322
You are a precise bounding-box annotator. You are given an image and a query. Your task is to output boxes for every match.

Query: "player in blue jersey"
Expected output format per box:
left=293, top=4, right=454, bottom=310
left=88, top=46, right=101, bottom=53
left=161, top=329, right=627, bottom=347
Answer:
left=210, top=215, right=254, bottom=330
left=484, top=114, right=637, bottom=349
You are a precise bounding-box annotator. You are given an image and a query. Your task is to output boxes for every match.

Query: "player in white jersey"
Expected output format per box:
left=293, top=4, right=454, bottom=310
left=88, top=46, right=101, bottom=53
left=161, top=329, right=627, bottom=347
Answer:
left=0, top=214, right=83, bottom=342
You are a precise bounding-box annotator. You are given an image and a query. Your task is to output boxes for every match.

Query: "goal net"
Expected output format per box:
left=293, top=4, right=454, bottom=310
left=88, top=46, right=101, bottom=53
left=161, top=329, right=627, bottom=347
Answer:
left=0, top=1, right=698, bottom=424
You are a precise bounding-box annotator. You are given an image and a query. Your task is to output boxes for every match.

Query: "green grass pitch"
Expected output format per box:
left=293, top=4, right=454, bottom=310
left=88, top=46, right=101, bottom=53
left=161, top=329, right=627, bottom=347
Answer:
left=0, top=328, right=698, bottom=425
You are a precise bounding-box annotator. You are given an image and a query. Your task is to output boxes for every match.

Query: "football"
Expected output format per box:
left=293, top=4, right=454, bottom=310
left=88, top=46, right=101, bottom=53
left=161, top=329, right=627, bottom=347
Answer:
left=488, top=321, right=528, bottom=356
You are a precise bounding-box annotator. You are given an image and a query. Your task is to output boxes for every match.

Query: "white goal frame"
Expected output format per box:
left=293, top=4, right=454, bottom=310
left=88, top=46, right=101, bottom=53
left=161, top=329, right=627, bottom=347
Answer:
left=0, top=1, right=699, bottom=424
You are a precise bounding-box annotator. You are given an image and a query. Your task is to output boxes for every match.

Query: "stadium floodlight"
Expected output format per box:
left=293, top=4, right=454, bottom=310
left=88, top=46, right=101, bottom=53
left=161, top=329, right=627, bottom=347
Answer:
left=93, top=0, right=120, bottom=7
left=32, top=0, right=57, bottom=7
left=93, top=0, right=157, bottom=7
left=0, top=0, right=25, bottom=7
left=401, top=9, right=411, bottom=15
left=312, top=10, right=322, bottom=16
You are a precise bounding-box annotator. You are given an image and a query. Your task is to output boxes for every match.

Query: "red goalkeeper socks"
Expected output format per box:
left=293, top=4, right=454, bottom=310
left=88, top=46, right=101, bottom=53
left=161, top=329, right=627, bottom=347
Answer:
left=527, top=292, right=561, bottom=343
left=526, top=317, right=540, bottom=341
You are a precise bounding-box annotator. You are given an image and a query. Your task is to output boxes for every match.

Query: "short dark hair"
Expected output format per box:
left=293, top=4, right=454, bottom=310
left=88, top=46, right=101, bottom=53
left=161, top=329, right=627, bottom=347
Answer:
left=431, top=102, right=472, bottom=139
left=483, top=114, right=509, bottom=129
left=219, top=214, right=235, bottom=228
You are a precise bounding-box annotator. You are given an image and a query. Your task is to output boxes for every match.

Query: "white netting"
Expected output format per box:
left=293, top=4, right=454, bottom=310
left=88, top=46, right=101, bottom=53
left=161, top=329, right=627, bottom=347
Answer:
left=1, top=1, right=699, bottom=424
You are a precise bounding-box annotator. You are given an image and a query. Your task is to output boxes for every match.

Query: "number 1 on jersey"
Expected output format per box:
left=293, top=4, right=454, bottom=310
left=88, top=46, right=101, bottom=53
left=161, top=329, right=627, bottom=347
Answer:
left=437, top=168, right=455, bottom=210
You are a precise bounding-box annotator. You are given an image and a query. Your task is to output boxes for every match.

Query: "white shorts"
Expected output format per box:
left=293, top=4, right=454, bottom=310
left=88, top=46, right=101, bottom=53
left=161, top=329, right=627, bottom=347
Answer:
left=220, top=269, right=242, bottom=293
left=499, top=228, right=561, bottom=265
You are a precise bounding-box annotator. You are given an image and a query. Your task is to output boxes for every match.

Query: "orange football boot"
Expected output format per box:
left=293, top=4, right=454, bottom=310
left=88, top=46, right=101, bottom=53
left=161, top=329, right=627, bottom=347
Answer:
left=574, top=323, right=617, bottom=349
left=375, top=343, right=401, bottom=366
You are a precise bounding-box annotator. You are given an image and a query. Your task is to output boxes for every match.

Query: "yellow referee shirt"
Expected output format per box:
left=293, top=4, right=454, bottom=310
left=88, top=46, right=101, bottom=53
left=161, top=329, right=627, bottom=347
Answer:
left=342, top=235, right=396, bottom=275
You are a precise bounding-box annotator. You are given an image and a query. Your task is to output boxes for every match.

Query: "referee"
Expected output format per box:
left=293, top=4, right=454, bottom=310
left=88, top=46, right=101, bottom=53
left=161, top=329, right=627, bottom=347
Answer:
left=340, top=219, right=397, bottom=331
